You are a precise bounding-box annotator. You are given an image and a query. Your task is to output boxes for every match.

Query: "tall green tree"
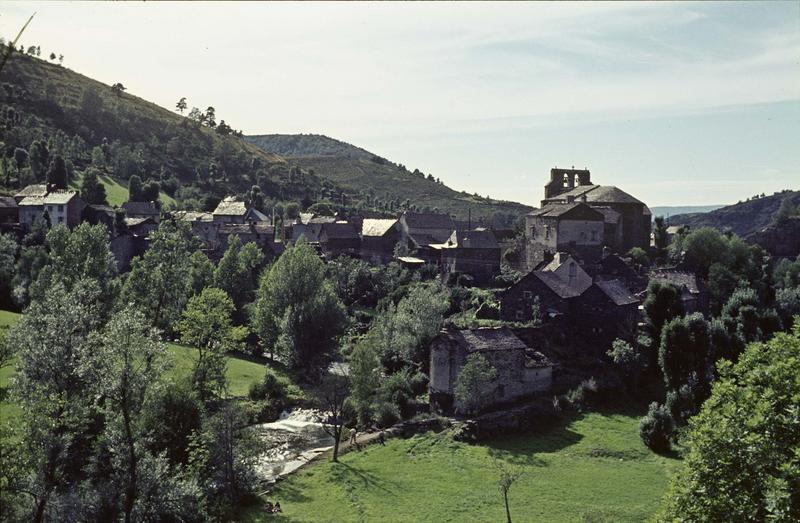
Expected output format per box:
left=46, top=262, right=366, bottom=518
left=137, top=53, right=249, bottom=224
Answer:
left=128, top=175, right=143, bottom=202
left=252, top=238, right=346, bottom=369
left=79, top=167, right=108, bottom=205
left=29, top=223, right=118, bottom=311
left=213, top=236, right=264, bottom=313
left=45, top=155, right=68, bottom=189
left=9, top=282, right=105, bottom=522
left=120, top=221, right=194, bottom=332
left=177, top=287, right=240, bottom=402
left=652, top=215, right=669, bottom=258
left=660, top=324, right=800, bottom=521
left=643, top=281, right=684, bottom=340
left=347, top=341, right=381, bottom=428
left=80, top=308, right=167, bottom=523
left=454, top=352, right=497, bottom=416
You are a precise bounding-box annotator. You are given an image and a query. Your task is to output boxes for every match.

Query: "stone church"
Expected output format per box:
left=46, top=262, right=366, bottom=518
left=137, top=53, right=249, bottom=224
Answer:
left=525, top=167, right=651, bottom=269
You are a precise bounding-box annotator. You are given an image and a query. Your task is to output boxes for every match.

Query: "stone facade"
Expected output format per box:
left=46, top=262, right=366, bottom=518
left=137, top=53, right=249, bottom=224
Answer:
left=429, top=326, right=553, bottom=415
left=439, top=228, right=501, bottom=285
left=539, top=168, right=652, bottom=254
left=525, top=202, right=605, bottom=269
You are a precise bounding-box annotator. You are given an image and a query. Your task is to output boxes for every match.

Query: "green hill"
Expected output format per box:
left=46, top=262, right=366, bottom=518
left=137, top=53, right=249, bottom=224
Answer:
left=0, top=48, right=343, bottom=208
left=67, top=171, right=175, bottom=207
left=668, top=190, right=800, bottom=237
left=246, top=134, right=533, bottom=222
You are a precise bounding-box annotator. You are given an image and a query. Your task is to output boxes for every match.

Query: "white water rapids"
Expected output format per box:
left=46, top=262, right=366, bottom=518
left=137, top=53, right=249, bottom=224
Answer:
left=252, top=408, right=335, bottom=484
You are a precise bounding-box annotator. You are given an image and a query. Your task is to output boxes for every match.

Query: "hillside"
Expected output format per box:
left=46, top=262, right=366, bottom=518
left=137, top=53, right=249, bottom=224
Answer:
left=650, top=205, right=723, bottom=218
left=246, top=134, right=533, bottom=222
left=0, top=48, right=348, bottom=210
left=668, top=190, right=800, bottom=238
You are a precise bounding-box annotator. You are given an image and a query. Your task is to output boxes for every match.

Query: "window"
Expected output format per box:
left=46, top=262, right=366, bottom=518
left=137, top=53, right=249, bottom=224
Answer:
left=47, top=206, right=53, bottom=213
left=523, top=291, right=532, bottom=300
left=58, top=217, right=63, bottom=224
left=591, top=230, right=597, bottom=241
left=516, top=310, right=523, bottom=320
left=530, top=226, right=536, bottom=238
left=58, top=205, right=64, bottom=212
left=545, top=226, right=551, bottom=240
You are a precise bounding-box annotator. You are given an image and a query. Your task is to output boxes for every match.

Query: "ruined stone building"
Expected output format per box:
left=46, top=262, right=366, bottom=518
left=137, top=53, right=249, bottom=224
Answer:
left=526, top=168, right=651, bottom=268
left=429, top=326, right=553, bottom=414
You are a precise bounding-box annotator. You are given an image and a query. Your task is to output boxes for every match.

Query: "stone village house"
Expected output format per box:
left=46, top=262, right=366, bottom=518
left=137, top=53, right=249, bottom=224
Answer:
left=429, top=326, right=553, bottom=415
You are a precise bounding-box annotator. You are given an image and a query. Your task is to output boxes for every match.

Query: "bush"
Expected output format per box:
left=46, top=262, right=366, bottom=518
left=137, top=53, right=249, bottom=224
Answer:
left=248, top=368, right=289, bottom=403
left=639, top=402, right=674, bottom=452
left=566, top=377, right=598, bottom=411
left=374, top=401, right=400, bottom=428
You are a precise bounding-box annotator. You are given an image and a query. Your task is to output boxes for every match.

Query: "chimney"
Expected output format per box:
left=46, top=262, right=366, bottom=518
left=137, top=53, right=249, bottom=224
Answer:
left=566, top=195, right=575, bottom=204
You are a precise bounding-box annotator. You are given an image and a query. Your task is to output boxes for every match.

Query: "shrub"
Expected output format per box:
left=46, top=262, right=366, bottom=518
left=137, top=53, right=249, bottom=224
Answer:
left=375, top=401, right=400, bottom=428
left=567, top=377, right=598, bottom=411
left=248, top=368, right=289, bottom=403
left=639, top=402, right=674, bottom=452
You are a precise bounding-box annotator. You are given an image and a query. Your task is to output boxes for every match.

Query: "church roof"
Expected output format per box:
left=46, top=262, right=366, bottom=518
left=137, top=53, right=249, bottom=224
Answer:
left=544, top=184, right=646, bottom=206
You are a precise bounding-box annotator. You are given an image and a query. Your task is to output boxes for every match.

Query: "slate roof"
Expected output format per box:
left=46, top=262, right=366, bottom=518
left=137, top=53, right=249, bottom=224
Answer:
left=43, top=191, right=79, bottom=205
left=649, top=269, right=702, bottom=295
left=0, top=196, right=18, bottom=208
left=402, top=212, right=454, bottom=230
left=447, top=326, right=528, bottom=353
left=398, top=256, right=425, bottom=264
left=213, top=196, right=247, bottom=216
left=408, top=232, right=446, bottom=247
left=528, top=202, right=603, bottom=220
left=174, top=211, right=213, bottom=222
left=533, top=270, right=583, bottom=298
left=320, top=222, right=359, bottom=240
left=595, top=279, right=639, bottom=306
left=245, top=208, right=270, bottom=222
left=123, top=201, right=159, bottom=215
left=18, top=196, right=45, bottom=207
left=125, top=217, right=155, bottom=227
left=15, top=184, right=47, bottom=199
left=442, top=228, right=499, bottom=249
left=541, top=252, right=575, bottom=272
left=218, top=223, right=275, bottom=236
left=544, top=184, right=647, bottom=206
left=361, top=218, right=398, bottom=237
left=593, top=206, right=621, bottom=223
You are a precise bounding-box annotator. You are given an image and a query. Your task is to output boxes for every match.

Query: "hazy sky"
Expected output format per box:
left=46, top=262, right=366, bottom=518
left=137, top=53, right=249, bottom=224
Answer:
left=2, top=1, right=798, bottom=207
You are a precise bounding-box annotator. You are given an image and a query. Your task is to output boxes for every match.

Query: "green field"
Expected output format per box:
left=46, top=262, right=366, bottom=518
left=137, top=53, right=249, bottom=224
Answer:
left=257, top=409, right=678, bottom=523
left=69, top=172, right=176, bottom=208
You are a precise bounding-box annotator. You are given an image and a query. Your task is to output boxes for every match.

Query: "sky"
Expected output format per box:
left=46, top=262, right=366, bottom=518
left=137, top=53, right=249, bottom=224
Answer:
left=2, top=1, right=798, bottom=207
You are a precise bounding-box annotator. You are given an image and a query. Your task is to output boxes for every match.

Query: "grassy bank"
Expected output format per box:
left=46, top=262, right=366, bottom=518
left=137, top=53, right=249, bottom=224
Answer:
left=254, top=408, right=679, bottom=522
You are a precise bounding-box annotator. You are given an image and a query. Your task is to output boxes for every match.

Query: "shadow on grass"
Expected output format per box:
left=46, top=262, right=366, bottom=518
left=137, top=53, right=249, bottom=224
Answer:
left=330, top=462, right=399, bottom=495
left=270, top=479, right=313, bottom=504
left=483, top=412, right=585, bottom=464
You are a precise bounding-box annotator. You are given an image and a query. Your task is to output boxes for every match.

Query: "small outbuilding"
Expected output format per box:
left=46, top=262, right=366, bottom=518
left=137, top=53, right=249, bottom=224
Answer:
left=429, top=326, right=553, bottom=415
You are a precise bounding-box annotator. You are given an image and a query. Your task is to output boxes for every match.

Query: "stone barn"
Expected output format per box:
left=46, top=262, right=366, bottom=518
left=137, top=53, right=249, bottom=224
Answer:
left=429, top=326, right=553, bottom=415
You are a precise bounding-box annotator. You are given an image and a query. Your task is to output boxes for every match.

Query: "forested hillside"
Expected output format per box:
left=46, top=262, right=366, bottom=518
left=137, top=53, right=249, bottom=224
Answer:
left=0, top=48, right=363, bottom=211
left=1, top=50, right=531, bottom=223
left=247, top=134, right=532, bottom=222
left=668, top=190, right=799, bottom=237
